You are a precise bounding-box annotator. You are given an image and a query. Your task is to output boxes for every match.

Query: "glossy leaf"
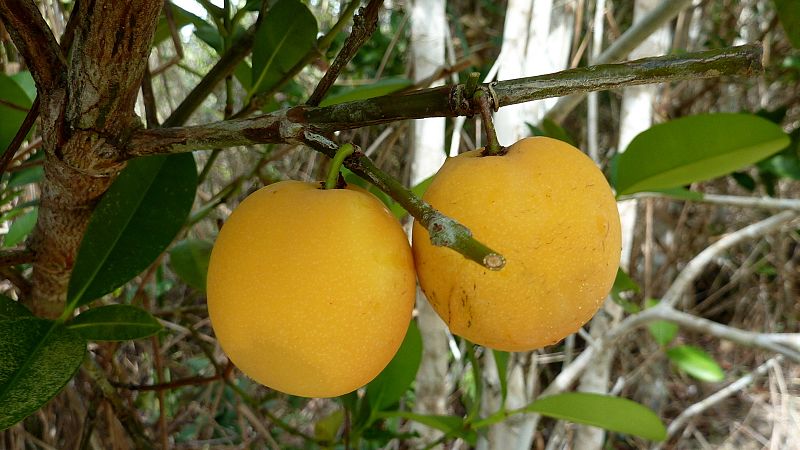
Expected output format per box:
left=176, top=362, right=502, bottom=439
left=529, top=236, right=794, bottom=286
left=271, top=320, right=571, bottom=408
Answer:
left=666, top=345, right=725, bottom=382
left=0, top=294, right=32, bottom=320
left=366, top=320, right=422, bottom=411
left=0, top=318, right=86, bottom=430
left=319, top=78, right=413, bottom=107
left=67, top=154, right=197, bottom=308
left=169, top=239, right=213, bottom=292
left=3, top=207, right=37, bottom=248
left=0, top=73, right=33, bottom=156
left=10, top=72, right=36, bottom=103
left=526, top=393, right=667, bottom=441
left=615, top=113, right=790, bottom=195
left=68, top=304, right=162, bottom=341
left=775, top=0, right=800, bottom=48
left=250, top=0, right=317, bottom=96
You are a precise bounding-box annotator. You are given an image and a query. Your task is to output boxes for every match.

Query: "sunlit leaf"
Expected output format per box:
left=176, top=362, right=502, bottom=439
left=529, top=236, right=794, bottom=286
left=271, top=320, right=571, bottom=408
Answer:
left=666, top=345, right=725, bottom=382
left=615, top=114, right=789, bottom=195
left=526, top=393, right=667, bottom=441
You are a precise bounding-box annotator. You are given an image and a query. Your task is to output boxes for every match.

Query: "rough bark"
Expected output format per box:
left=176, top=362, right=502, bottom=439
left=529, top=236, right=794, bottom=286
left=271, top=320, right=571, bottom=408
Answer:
left=3, top=0, right=165, bottom=317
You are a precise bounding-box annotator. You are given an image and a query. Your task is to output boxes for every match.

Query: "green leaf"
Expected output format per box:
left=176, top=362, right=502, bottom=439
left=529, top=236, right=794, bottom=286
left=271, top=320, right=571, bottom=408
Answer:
left=526, top=393, right=667, bottom=441
left=775, top=0, right=800, bottom=48
left=666, top=345, right=725, bottom=382
left=318, top=78, right=413, bottom=107
left=10, top=71, right=36, bottom=103
left=375, top=411, right=476, bottom=445
left=250, top=0, right=318, bottom=96
left=67, top=304, right=162, bottom=341
left=366, top=320, right=422, bottom=412
left=3, top=207, right=37, bottom=248
left=0, top=73, right=33, bottom=157
left=0, top=318, right=86, bottom=430
left=7, top=165, right=44, bottom=188
left=493, top=350, right=509, bottom=403
left=67, top=154, right=197, bottom=308
left=0, top=294, right=32, bottom=320
left=645, top=187, right=705, bottom=201
left=169, top=239, right=213, bottom=292
left=615, top=113, right=790, bottom=195
left=644, top=299, right=678, bottom=347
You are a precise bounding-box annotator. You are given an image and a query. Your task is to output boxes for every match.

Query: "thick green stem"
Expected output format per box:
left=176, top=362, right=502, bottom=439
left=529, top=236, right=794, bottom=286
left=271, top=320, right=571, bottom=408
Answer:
left=324, top=143, right=355, bottom=189
left=303, top=132, right=506, bottom=270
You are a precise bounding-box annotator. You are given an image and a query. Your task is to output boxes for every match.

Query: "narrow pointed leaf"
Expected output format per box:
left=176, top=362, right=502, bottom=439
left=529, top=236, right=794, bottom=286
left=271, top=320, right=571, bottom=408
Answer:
left=526, top=393, right=667, bottom=441
left=375, top=411, right=476, bottom=444
left=0, top=318, right=86, bottom=430
left=615, top=113, right=790, bottom=195
left=0, top=73, right=33, bottom=153
left=366, top=320, right=422, bottom=412
left=68, top=304, right=162, bottom=341
left=67, top=154, right=197, bottom=308
left=666, top=345, right=725, bottom=382
left=319, top=78, right=412, bottom=107
left=250, top=0, right=317, bottom=96
left=493, top=350, right=509, bottom=403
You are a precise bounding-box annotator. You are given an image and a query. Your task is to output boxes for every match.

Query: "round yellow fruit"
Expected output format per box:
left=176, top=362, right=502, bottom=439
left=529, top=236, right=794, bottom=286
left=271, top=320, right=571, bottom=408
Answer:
left=412, top=137, right=621, bottom=352
left=207, top=180, right=416, bottom=397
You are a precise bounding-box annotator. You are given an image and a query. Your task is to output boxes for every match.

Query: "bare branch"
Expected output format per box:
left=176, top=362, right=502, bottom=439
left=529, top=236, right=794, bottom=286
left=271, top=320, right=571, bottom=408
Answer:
left=630, top=192, right=800, bottom=212
left=661, top=210, right=797, bottom=307
left=127, top=45, right=762, bottom=157
left=306, top=0, right=383, bottom=106
left=655, top=357, right=781, bottom=448
left=0, top=0, right=66, bottom=92
left=0, top=249, right=36, bottom=268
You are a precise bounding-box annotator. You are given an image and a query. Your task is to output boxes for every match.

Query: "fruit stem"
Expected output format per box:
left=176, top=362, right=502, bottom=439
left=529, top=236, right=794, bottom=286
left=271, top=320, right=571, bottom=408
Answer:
left=302, top=131, right=506, bottom=271
left=324, top=143, right=355, bottom=189
left=474, top=90, right=504, bottom=156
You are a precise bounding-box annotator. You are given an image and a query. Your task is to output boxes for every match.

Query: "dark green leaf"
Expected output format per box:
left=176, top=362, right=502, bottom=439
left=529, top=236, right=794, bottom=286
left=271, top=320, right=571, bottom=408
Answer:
left=67, top=154, right=197, bottom=308
left=666, top=345, right=725, bottom=382
left=775, top=0, right=800, bottom=48
left=366, top=320, right=422, bottom=412
left=319, top=78, right=413, bottom=107
left=644, top=187, right=705, bottom=201
left=3, top=207, right=37, bottom=248
left=0, top=294, right=32, bottom=320
left=644, top=299, right=678, bottom=347
left=731, top=172, right=757, bottom=191
left=526, top=393, right=667, bottom=441
left=615, top=114, right=790, bottom=195
left=0, top=318, right=86, bottom=430
left=68, top=304, right=162, bottom=341
left=169, top=239, right=213, bottom=292
left=0, top=73, right=33, bottom=156
left=493, top=350, right=509, bottom=403
left=250, top=0, right=318, bottom=96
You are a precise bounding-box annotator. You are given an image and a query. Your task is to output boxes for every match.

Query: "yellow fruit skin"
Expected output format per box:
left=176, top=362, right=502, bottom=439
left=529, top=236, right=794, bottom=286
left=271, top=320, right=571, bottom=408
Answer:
left=412, top=137, right=621, bottom=352
left=207, top=181, right=416, bottom=398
